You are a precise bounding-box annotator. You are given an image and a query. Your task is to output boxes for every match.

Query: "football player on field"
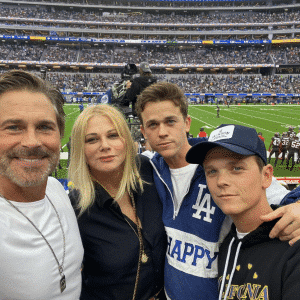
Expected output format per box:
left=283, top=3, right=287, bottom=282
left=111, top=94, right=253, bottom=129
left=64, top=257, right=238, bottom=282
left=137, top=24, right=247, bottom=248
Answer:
left=286, top=136, right=300, bottom=171
left=268, top=133, right=281, bottom=167
left=287, top=126, right=295, bottom=138
left=280, top=132, right=290, bottom=165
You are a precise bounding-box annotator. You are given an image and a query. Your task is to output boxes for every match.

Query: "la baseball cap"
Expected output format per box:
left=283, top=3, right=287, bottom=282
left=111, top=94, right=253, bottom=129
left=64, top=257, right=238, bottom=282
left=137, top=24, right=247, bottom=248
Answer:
left=140, top=62, right=151, bottom=73
left=186, top=124, right=267, bottom=166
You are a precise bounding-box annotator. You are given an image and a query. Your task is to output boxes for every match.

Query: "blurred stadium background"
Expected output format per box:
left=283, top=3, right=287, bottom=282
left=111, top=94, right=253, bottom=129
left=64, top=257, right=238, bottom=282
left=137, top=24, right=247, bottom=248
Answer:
left=1, top=0, right=300, bottom=186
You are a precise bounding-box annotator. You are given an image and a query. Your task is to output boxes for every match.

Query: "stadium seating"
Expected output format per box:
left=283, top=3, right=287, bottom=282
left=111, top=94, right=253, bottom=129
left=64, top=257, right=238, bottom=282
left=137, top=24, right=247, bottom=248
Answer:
left=0, top=0, right=299, bottom=97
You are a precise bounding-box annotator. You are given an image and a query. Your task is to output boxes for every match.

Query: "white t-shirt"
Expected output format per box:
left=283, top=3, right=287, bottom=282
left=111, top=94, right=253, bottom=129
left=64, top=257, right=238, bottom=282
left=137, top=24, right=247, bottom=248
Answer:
left=0, top=177, right=84, bottom=300
left=236, top=228, right=249, bottom=239
left=170, top=164, right=198, bottom=214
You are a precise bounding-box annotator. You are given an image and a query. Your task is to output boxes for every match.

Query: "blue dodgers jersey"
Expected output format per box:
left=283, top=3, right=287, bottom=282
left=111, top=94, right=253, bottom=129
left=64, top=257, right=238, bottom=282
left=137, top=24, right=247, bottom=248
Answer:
left=150, top=153, right=225, bottom=300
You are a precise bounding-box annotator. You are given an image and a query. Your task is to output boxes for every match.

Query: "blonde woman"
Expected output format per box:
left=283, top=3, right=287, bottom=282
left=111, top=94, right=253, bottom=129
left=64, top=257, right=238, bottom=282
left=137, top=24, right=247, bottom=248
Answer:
left=68, top=104, right=166, bottom=300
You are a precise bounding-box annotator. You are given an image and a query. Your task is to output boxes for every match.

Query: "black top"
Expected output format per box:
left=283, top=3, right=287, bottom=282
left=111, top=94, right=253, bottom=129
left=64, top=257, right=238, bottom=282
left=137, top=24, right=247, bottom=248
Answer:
left=69, top=156, right=167, bottom=300
left=218, top=212, right=300, bottom=300
left=125, top=75, right=157, bottom=114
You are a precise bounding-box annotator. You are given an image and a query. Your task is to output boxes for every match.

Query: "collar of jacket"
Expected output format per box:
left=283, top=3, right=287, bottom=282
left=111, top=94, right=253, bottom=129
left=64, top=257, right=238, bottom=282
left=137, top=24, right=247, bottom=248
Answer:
left=151, top=150, right=205, bottom=182
left=94, top=182, right=116, bottom=209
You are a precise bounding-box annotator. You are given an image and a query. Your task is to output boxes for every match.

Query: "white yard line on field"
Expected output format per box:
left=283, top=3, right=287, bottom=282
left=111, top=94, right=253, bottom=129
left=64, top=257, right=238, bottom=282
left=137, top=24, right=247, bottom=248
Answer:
left=191, top=106, right=275, bottom=133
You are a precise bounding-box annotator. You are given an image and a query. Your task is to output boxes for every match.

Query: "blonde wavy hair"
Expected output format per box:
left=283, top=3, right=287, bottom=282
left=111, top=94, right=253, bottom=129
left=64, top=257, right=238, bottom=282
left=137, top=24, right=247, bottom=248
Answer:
left=68, top=104, right=143, bottom=215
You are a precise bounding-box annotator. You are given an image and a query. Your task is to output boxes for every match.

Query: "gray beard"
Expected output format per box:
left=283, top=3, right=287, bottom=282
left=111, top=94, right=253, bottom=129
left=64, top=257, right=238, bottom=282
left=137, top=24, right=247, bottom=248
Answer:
left=0, top=149, right=60, bottom=187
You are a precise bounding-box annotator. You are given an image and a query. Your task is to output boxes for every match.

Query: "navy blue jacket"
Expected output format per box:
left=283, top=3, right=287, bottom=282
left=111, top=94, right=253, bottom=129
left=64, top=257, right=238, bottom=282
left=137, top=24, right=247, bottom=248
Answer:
left=149, top=137, right=300, bottom=300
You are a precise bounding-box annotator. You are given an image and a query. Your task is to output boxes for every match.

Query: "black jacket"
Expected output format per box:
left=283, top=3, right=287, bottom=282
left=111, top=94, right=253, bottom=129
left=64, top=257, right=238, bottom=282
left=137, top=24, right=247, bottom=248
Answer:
left=218, top=215, right=300, bottom=300
left=126, top=75, right=157, bottom=114
left=69, top=156, right=167, bottom=300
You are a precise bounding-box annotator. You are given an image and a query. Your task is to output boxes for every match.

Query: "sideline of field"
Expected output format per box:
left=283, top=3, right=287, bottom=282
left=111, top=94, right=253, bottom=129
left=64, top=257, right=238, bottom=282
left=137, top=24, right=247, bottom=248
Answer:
left=58, top=103, right=300, bottom=178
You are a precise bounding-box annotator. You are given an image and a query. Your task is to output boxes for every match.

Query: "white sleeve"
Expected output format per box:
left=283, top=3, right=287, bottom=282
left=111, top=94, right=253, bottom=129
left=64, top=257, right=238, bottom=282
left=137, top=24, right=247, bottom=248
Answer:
left=266, top=177, right=289, bottom=205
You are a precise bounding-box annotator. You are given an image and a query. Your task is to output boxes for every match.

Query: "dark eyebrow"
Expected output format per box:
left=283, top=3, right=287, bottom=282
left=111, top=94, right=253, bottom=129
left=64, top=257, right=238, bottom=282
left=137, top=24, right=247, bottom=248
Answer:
left=145, top=115, right=178, bottom=127
left=145, top=119, right=157, bottom=127
left=203, top=158, right=246, bottom=170
left=228, top=158, right=246, bottom=165
left=203, top=164, right=213, bottom=171
left=165, top=116, right=178, bottom=121
left=1, top=119, right=57, bottom=128
left=37, top=120, right=57, bottom=127
left=0, top=119, right=23, bottom=127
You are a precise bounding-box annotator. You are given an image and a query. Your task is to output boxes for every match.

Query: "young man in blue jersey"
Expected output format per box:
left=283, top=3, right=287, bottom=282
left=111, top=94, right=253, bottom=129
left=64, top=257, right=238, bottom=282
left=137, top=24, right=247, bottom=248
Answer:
left=186, top=124, right=300, bottom=299
left=136, top=82, right=300, bottom=300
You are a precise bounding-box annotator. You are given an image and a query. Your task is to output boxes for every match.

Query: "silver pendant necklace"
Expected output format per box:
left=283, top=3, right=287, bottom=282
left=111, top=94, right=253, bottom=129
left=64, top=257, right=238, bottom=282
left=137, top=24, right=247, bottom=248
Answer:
left=0, top=193, right=66, bottom=293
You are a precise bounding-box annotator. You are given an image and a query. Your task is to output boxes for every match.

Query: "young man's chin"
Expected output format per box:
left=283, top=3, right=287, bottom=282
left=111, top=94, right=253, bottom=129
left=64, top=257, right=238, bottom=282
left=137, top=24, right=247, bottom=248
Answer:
left=156, top=146, right=176, bottom=158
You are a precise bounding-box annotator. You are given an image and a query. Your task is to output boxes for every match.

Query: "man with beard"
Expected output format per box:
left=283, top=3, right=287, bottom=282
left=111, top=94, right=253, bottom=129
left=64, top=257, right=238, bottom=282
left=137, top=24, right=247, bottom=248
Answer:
left=0, top=70, right=83, bottom=299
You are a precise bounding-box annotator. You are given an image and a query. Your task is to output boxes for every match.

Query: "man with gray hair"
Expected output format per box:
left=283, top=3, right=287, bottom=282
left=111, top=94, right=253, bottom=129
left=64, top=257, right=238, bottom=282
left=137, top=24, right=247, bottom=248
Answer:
left=0, top=70, right=83, bottom=299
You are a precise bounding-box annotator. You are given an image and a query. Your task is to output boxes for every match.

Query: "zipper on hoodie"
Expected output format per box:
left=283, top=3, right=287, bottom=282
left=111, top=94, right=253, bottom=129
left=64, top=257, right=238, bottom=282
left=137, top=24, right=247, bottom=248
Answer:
left=150, top=160, right=176, bottom=219
left=173, top=180, right=193, bottom=219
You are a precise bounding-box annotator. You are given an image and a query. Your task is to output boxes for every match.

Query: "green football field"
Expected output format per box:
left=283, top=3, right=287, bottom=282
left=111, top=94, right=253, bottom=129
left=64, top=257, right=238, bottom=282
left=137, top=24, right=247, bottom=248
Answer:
left=188, top=103, right=300, bottom=141
left=188, top=103, right=300, bottom=177
left=56, top=103, right=300, bottom=179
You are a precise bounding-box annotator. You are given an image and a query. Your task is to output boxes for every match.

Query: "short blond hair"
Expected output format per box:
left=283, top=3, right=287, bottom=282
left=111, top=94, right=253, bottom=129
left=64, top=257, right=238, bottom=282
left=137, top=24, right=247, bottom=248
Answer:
left=68, top=104, right=143, bottom=215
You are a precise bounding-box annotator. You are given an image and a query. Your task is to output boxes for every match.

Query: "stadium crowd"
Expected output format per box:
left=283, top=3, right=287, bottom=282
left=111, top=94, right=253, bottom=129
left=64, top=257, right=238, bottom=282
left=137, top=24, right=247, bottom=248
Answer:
left=168, top=74, right=300, bottom=94
left=9, top=0, right=275, bottom=7
left=17, top=72, right=300, bottom=94
left=46, top=73, right=118, bottom=92
left=1, top=42, right=300, bottom=65
left=1, top=5, right=300, bottom=25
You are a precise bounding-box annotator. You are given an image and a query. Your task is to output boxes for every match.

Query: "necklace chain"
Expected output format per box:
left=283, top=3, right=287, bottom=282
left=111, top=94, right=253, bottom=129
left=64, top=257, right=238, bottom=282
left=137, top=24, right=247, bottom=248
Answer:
left=0, top=193, right=66, bottom=293
left=127, top=192, right=146, bottom=300
left=93, top=179, right=147, bottom=300
left=123, top=208, right=148, bottom=264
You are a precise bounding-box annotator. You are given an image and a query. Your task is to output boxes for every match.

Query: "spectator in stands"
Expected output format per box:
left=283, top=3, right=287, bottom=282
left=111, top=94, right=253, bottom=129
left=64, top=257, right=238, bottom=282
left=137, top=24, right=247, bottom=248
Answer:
left=68, top=104, right=166, bottom=300
left=125, top=62, right=157, bottom=115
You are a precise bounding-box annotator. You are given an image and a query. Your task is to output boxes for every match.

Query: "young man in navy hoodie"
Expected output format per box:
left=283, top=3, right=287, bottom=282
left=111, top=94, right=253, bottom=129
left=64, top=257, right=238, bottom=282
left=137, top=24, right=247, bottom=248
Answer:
left=136, top=82, right=300, bottom=300
left=186, top=124, right=300, bottom=300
